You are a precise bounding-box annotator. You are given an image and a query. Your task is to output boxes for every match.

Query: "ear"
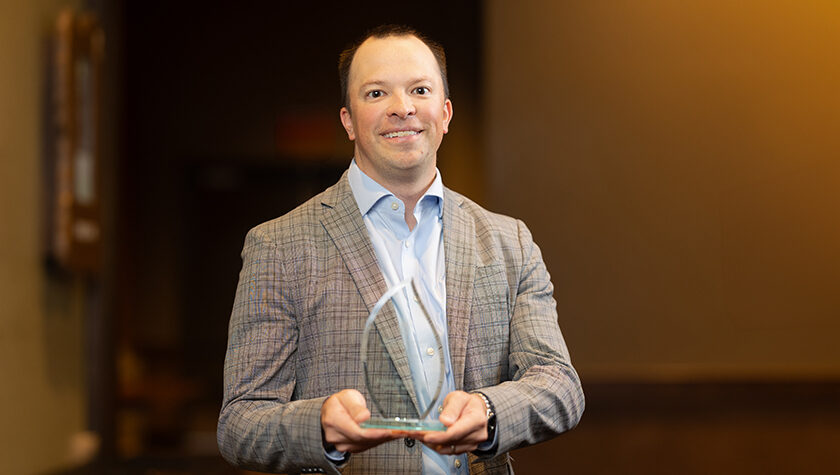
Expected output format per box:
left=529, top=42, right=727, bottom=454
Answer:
left=441, top=99, right=453, bottom=134
left=340, top=107, right=355, bottom=141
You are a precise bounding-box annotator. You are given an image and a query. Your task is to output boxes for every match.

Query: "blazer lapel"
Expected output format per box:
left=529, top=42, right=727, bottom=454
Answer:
left=442, top=188, right=476, bottom=389
left=319, top=173, right=421, bottom=414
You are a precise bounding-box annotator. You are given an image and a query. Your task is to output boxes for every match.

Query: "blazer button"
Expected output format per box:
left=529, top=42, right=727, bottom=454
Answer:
left=404, top=437, right=415, bottom=447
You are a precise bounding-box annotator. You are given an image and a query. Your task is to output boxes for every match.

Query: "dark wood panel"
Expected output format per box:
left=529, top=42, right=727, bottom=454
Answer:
left=511, top=382, right=840, bottom=475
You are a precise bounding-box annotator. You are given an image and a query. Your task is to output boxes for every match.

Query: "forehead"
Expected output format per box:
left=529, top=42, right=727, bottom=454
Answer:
left=348, top=35, right=442, bottom=87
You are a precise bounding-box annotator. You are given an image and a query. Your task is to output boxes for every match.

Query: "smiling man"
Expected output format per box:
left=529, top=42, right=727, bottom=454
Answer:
left=338, top=33, right=452, bottom=219
left=218, top=25, right=584, bottom=475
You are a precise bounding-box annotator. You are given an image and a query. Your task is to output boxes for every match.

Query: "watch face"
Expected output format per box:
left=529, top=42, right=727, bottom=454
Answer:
left=487, top=414, right=497, bottom=435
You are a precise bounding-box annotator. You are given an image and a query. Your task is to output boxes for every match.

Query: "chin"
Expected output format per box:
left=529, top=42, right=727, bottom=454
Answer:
left=392, top=156, right=433, bottom=171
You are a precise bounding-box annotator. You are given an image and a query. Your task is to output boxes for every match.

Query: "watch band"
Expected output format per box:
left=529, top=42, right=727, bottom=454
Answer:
left=474, top=392, right=497, bottom=435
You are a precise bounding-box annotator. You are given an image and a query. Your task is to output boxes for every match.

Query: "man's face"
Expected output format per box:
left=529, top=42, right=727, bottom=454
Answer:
left=340, top=35, right=453, bottom=187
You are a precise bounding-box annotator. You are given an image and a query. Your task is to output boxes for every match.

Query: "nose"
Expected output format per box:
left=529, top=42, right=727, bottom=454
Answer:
left=387, top=91, right=416, bottom=119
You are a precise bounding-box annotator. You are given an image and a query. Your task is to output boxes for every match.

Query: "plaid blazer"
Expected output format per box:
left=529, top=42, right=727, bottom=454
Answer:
left=218, top=172, right=584, bottom=474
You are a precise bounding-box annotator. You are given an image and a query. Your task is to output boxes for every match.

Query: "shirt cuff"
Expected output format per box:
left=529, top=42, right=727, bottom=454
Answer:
left=322, top=426, right=350, bottom=465
left=474, top=424, right=499, bottom=454
left=324, top=446, right=350, bottom=465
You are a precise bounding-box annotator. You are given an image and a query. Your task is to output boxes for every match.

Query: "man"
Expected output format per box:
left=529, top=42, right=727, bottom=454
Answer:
left=217, top=25, right=584, bottom=474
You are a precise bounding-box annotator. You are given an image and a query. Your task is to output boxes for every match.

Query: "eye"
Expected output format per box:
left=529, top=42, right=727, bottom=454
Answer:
left=366, top=90, right=384, bottom=99
left=413, top=86, right=430, bottom=95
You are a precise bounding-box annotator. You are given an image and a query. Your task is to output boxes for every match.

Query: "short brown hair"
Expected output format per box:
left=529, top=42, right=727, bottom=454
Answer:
left=338, top=24, right=450, bottom=110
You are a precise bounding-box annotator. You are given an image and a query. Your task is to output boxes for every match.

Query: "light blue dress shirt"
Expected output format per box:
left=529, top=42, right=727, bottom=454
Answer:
left=348, top=161, right=467, bottom=475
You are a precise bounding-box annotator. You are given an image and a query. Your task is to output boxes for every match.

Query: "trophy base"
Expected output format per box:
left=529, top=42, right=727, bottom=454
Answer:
left=361, top=417, right=446, bottom=432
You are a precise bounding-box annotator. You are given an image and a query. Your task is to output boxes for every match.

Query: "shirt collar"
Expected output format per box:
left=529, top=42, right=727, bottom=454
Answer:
left=347, top=159, right=444, bottom=218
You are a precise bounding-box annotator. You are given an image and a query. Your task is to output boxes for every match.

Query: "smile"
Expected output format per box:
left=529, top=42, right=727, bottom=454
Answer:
left=382, top=130, right=420, bottom=138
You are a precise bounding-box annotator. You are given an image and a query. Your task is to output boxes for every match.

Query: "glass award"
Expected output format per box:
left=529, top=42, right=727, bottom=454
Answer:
left=359, top=279, right=446, bottom=432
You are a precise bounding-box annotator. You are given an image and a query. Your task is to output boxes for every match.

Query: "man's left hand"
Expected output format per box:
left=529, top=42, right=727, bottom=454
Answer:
left=415, top=391, right=489, bottom=455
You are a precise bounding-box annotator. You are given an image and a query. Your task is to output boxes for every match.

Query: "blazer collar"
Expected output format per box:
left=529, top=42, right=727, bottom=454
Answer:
left=442, top=188, right=476, bottom=390
left=319, top=172, right=420, bottom=412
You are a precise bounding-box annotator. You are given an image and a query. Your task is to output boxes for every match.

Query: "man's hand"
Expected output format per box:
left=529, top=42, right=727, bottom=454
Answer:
left=415, top=391, right=489, bottom=455
left=321, top=389, right=404, bottom=453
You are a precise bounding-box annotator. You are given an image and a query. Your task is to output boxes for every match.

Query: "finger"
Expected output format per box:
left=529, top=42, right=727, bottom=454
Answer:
left=322, top=392, right=369, bottom=445
left=430, top=442, right=478, bottom=455
left=334, top=429, right=397, bottom=453
left=336, top=389, right=371, bottom=423
left=420, top=411, right=487, bottom=453
left=333, top=420, right=394, bottom=445
left=350, top=407, right=371, bottom=424
left=325, top=390, right=372, bottom=437
left=321, top=394, right=354, bottom=432
left=419, top=395, right=487, bottom=446
left=419, top=423, right=481, bottom=446
left=434, top=416, right=486, bottom=446
left=438, top=391, right=471, bottom=426
left=333, top=426, right=399, bottom=453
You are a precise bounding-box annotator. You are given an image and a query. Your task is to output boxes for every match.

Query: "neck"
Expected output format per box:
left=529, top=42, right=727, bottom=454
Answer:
left=393, top=180, right=432, bottom=232
left=386, top=173, right=434, bottom=232
left=355, top=161, right=436, bottom=231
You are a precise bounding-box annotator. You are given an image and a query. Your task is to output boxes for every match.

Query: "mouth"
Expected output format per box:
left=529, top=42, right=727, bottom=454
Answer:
left=382, top=129, right=421, bottom=139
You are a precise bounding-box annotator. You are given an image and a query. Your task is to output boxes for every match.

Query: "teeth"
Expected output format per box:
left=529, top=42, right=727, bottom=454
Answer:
left=384, top=130, right=418, bottom=138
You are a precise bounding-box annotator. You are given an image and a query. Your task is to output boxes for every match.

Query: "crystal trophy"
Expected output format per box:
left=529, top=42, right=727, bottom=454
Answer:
left=359, top=279, right=446, bottom=431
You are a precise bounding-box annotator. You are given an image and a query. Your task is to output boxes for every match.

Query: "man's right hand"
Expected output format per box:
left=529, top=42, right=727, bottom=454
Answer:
left=321, top=389, right=404, bottom=453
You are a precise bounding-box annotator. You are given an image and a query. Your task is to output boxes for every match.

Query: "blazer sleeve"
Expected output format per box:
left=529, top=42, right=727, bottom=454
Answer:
left=475, top=219, right=585, bottom=456
left=217, top=226, right=341, bottom=474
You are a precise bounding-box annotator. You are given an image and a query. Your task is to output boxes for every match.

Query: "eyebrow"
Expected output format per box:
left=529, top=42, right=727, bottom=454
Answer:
left=359, top=77, right=434, bottom=89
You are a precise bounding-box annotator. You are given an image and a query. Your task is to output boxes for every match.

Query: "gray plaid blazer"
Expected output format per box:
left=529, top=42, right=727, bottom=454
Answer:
left=217, top=172, right=584, bottom=474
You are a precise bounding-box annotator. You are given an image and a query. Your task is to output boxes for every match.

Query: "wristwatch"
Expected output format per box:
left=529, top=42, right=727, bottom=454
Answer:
left=474, top=392, right=497, bottom=438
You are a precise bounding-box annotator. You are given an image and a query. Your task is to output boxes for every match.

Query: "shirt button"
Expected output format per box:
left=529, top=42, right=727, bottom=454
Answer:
left=404, top=240, right=411, bottom=248
left=404, top=437, right=415, bottom=447
left=454, top=459, right=462, bottom=468
left=391, top=202, right=399, bottom=210
left=438, top=405, right=444, bottom=413
left=426, top=347, right=435, bottom=356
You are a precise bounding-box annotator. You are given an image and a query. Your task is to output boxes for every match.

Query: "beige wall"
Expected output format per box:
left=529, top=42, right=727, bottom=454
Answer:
left=486, top=1, right=840, bottom=380
left=0, top=0, right=87, bottom=473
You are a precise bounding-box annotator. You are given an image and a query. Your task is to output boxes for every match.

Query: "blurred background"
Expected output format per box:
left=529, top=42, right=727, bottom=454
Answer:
left=1, top=0, right=838, bottom=473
